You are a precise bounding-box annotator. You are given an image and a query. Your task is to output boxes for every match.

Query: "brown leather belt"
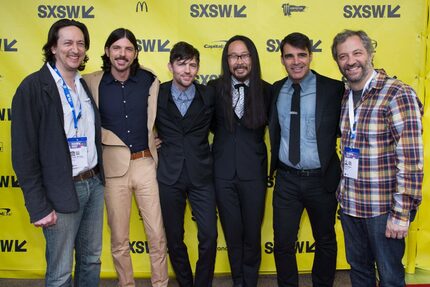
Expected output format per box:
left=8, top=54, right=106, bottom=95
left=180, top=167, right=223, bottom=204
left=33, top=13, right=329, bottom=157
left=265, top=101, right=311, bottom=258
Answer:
left=130, top=149, right=152, bottom=160
left=73, top=165, right=100, bottom=182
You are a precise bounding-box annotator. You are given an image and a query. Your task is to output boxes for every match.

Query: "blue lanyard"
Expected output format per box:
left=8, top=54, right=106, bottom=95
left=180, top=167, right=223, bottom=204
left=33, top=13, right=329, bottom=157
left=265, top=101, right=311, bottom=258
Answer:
left=53, top=66, right=82, bottom=136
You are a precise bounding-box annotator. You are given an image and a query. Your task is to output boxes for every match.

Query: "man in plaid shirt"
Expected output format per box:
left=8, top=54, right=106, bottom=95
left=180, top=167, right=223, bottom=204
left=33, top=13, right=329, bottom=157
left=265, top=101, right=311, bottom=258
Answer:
left=331, top=30, right=423, bottom=287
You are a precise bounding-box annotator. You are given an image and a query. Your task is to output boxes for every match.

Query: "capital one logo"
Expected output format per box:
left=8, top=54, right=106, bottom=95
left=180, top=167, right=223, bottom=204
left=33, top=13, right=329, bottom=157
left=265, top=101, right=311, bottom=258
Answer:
left=282, top=3, right=306, bottom=16
left=136, top=1, right=148, bottom=12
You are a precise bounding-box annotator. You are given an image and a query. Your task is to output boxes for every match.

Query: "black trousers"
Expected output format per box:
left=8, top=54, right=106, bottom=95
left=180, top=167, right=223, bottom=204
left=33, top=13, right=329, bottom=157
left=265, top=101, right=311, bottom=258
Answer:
left=159, top=167, right=217, bottom=287
left=273, top=167, right=338, bottom=287
left=215, top=176, right=267, bottom=287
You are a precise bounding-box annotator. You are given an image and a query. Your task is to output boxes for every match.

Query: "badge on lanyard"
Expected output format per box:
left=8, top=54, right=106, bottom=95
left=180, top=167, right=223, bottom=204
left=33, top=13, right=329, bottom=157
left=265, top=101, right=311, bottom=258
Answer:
left=343, top=147, right=359, bottom=180
left=68, top=137, right=89, bottom=172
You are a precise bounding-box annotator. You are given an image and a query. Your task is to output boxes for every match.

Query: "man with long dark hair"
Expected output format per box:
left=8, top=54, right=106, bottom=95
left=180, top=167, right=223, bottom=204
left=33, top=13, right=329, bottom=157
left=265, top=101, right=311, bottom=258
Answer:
left=11, top=19, right=105, bottom=286
left=208, top=35, right=271, bottom=287
left=155, top=41, right=217, bottom=287
left=83, top=28, right=168, bottom=287
left=269, top=32, right=344, bottom=287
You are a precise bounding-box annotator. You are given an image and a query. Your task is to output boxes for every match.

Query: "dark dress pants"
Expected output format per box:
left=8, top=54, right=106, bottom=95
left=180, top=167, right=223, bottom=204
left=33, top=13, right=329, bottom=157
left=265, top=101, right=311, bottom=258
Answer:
left=159, top=167, right=217, bottom=287
left=273, top=168, right=338, bottom=287
left=215, top=176, right=267, bottom=287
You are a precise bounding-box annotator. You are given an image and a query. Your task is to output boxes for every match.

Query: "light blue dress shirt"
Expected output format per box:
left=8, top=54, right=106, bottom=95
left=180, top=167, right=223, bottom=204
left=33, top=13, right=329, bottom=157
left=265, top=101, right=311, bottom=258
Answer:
left=171, top=82, right=196, bottom=116
left=277, top=71, right=321, bottom=169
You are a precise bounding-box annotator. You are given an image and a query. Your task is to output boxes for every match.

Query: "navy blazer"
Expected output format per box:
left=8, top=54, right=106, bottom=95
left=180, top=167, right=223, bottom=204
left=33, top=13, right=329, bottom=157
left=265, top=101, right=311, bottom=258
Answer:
left=11, top=64, right=104, bottom=222
left=155, top=81, right=215, bottom=185
left=269, top=71, right=344, bottom=192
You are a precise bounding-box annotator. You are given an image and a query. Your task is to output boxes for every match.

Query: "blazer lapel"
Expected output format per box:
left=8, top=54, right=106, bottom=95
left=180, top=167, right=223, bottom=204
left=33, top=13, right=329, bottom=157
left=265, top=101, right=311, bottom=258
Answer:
left=40, top=65, right=65, bottom=127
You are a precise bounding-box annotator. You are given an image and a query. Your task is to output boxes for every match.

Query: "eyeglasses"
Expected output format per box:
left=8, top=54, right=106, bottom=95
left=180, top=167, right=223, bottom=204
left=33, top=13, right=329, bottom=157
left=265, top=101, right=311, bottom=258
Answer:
left=227, top=53, right=251, bottom=62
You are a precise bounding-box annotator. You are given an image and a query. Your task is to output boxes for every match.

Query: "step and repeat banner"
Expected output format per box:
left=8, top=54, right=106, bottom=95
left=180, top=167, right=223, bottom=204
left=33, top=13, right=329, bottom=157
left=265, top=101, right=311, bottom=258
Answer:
left=1, top=0, right=429, bottom=278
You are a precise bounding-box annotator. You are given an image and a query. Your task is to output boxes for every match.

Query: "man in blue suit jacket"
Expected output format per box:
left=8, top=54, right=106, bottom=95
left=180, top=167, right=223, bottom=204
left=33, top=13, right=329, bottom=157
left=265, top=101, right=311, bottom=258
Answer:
left=269, top=32, right=344, bottom=287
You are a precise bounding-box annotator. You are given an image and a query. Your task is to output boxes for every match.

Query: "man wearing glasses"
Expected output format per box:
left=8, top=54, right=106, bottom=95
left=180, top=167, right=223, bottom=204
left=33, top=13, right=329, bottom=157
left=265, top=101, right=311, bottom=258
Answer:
left=208, top=35, right=272, bottom=287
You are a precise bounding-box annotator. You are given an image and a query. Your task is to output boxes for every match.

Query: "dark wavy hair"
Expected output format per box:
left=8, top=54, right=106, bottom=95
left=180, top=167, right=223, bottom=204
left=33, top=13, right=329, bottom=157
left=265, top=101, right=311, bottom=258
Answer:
left=220, top=35, right=267, bottom=130
left=42, top=19, right=90, bottom=71
left=169, top=41, right=200, bottom=65
left=331, top=30, right=375, bottom=60
left=101, top=28, right=140, bottom=76
left=279, top=32, right=312, bottom=56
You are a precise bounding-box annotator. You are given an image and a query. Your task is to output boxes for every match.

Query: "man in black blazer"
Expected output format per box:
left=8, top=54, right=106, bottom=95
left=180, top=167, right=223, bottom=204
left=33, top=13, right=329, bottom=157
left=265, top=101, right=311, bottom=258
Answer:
left=208, top=35, right=271, bottom=287
left=269, top=32, right=344, bottom=287
left=11, top=19, right=104, bottom=286
left=155, top=42, right=217, bottom=287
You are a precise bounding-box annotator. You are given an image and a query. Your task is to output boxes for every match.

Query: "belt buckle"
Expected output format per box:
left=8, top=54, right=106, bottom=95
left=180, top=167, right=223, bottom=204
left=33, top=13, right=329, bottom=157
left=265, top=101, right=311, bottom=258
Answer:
left=300, top=170, right=310, bottom=177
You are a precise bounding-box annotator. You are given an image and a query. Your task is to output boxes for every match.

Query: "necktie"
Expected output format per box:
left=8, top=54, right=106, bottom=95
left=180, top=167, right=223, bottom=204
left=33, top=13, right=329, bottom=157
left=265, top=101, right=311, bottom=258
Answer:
left=233, top=83, right=246, bottom=118
left=289, top=83, right=301, bottom=165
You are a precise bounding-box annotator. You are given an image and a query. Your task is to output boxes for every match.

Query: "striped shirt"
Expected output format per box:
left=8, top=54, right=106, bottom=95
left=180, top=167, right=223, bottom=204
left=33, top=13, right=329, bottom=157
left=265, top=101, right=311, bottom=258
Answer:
left=337, top=69, right=423, bottom=226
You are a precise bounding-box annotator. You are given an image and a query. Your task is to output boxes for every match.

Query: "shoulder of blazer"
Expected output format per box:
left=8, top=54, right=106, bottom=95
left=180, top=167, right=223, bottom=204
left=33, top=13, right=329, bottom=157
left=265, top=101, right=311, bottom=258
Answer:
left=272, top=77, right=288, bottom=93
left=82, top=70, right=104, bottom=85
left=195, top=81, right=215, bottom=105
left=313, top=70, right=343, bottom=87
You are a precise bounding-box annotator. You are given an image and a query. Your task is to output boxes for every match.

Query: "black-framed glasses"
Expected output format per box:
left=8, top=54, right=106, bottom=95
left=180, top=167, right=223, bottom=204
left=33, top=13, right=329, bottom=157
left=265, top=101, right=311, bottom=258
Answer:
left=227, top=53, right=251, bottom=62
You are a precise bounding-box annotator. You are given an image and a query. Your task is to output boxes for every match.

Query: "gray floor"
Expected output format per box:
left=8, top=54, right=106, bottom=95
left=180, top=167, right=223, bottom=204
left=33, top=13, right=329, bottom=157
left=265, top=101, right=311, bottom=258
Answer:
left=0, top=271, right=351, bottom=286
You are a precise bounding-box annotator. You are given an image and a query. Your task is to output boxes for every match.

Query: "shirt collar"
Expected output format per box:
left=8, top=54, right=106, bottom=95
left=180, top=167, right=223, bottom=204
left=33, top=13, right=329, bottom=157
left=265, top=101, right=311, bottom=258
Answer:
left=286, top=70, right=315, bottom=92
left=101, top=70, right=139, bottom=85
left=47, top=62, right=81, bottom=86
left=231, top=76, right=250, bottom=88
left=171, top=82, right=196, bottom=100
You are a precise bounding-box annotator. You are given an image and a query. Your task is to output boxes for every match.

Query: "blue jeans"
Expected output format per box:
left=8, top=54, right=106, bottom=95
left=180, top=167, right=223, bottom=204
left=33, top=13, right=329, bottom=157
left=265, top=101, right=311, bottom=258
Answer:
left=340, top=210, right=405, bottom=287
left=43, top=175, right=104, bottom=287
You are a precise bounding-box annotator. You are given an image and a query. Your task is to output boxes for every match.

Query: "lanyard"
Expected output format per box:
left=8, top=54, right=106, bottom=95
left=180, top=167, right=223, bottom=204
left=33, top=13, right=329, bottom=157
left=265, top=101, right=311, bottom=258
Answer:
left=53, top=67, right=82, bottom=137
left=348, top=70, right=377, bottom=139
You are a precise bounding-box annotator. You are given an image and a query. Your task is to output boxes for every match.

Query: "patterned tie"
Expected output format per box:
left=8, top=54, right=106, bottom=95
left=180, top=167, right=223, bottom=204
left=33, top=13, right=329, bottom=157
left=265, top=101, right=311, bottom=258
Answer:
left=233, top=83, right=246, bottom=118
left=289, top=83, right=301, bottom=165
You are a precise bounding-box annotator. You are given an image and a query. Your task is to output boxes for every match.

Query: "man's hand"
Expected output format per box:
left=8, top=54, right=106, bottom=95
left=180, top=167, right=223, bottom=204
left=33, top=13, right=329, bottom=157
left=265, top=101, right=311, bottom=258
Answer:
left=385, top=217, right=409, bottom=239
left=155, top=136, right=162, bottom=149
left=33, top=211, right=57, bottom=228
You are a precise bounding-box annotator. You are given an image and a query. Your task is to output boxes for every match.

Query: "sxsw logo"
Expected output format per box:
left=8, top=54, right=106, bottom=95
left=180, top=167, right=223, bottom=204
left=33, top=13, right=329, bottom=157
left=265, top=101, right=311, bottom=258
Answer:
left=0, top=108, right=11, bottom=121
left=343, top=5, right=400, bottom=18
left=0, top=39, right=17, bottom=52
left=195, top=74, right=219, bottom=85
left=0, top=208, right=11, bottom=216
left=264, top=240, right=315, bottom=254
left=266, top=39, right=322, bottom=53
left=0, top=240, right=27, bottom=252
left=136, top=1, right=148, bottom=12
left=190, top=4, right=247, bottom=18
left=0, top=176, right=20, bottom=188
left=282, top=3, right=306, bottom=16
left=37, top=5, right=95, bottom=18
left=204, top=40, right=227, bottom=50
left=129, top=241, right=150, bottom=254
left=137, top=39, right=170, bottom=52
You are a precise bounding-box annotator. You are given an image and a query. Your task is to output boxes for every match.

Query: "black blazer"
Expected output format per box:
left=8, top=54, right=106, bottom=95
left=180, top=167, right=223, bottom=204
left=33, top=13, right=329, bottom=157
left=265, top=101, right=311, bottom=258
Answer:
left=269, top=70, right=344, bottom=192
left=11, top=64, right=104, bottom=223
left=208, top=78, right=272, bottom=181
left=156, top=81, right=215, bottom=185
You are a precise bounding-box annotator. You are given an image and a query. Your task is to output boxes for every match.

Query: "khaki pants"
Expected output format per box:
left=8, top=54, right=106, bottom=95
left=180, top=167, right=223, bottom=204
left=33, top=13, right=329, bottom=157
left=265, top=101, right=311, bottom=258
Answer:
left=105, top=157, right=168, bottom=287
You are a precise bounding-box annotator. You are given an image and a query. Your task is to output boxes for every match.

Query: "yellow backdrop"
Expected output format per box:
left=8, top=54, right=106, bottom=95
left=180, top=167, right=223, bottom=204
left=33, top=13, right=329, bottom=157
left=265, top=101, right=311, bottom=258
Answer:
left=0, top=0, right=428, bottom=278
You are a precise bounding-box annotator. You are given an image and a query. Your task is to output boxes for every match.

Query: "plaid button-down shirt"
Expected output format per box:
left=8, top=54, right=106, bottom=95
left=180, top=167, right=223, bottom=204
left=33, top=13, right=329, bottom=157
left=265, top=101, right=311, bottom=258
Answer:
left=337, top=69, right=423, bottom=226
